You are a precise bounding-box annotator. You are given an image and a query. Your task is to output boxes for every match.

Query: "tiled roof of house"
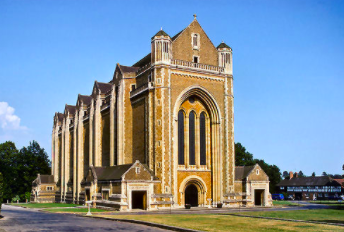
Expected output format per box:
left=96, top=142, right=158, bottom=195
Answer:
left=277, top=176, right=341, bottom=187
left=235, top=166, right=255, bottom=180
left=334, top=179, right=344, bottom=187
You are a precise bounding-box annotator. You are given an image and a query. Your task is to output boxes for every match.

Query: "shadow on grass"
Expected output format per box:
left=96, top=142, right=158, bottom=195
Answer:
left=309, top=219, right=344, bottom=224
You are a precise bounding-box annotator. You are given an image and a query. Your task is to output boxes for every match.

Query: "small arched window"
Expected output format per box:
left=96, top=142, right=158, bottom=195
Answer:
left=200, top=112, right=206, bottom=165
left=189, top=111, right=195, bottom=165
left=178, top=110, right=185, bottom=165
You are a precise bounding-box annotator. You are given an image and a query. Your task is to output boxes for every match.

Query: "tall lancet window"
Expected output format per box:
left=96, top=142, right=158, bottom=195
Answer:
left=189, top=111, right=196, bottom=165
left=193, top=34, right=198, bottom=47
left=178, top=110, right=185, bottom=165
left=200, top=112, right=206, bottom=165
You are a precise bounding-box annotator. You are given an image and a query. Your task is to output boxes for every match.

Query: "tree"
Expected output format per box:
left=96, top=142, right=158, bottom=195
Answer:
left=282, top=171, right=290, bottom=180
left=322, top=172, right=328, bottom=176
left=235, top=143, right=254, bottom=166
left=0, top=141, right=19, bottom=202
left=298, top=170, right=305, bottom=177
left=16, top=141, right=51, bottom=200
left=0, top=172, right=3, bottom=212
left=0, top=141, right=51, bottom=201
left=312, top=172, right=316, bottom=177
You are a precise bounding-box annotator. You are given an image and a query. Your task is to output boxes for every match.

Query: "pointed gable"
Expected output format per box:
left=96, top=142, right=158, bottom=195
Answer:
left=77, top=94, right=92, bottom=106
left=64, top=104, right=76, bottom=115
left=172, top=19, right=218, bottom=66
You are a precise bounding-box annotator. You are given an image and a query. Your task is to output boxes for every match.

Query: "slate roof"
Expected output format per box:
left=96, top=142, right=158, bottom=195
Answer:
left=33, top=174, right=55, bottom=186
left=40, top=175, right=55, bottom=184
left=65, top=105, right=76, bottom=115
left=217, top=42, right=231, bottom=49
left=93, top=164, right=133, bottom=181
left=57, top=113, right=64, bottom=121
left=78, top=94, right=92, bottom=105
left=235, top=166, right=255, bottom=180
left=277, top=176, right=341, bottom=187
left=171, top=29, right=185, bottom=41
left=119, top=65, right=140, bottom=73
left=151, top=29, right=170, bottom=39
left=133, top=54, right=151, bottom=68
left=93, top=163, right=158, bottom=181
left=96, top=81, right=112, bottom=94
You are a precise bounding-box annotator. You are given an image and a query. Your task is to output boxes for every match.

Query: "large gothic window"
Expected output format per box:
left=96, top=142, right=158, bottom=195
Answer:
left=189, top=111, right=195, bottom=165
left=200, top=112, right=206, bottom=165
left=178, top=96, right=210, bottom=169
left=178, top=110, right=185, bottom=165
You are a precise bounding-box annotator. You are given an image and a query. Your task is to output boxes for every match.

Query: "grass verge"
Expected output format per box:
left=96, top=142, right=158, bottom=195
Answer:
left=272, top=201, right=299, bottom=206
left=44, top=208, right=106, bottom=213
left=10, top=203, right=78, bottom=208
left=93, top=214, right=344, bottom=232
left=237, top=209, right=344, bottom=224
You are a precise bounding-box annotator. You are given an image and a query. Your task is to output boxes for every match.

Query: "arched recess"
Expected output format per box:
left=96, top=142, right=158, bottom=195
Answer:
left=179, top=175, right=208, bottom=206
left=173, top=86, right=222, bottom=205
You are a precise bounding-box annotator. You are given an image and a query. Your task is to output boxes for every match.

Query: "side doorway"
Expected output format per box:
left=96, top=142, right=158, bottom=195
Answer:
left=254, top=189, right=265, bottom=206
left=132, top=191, right=147, bottom=210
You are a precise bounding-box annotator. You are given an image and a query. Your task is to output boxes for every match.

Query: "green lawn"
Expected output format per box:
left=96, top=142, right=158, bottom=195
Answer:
left=11, top=203, right=78, bottom=208
left=94, top=214, right=344, bottom=232
left=273, top=201, right=299, bottom=206
left=237, top=209, right=344, bottom=224
left=44, top=208, right=106, bottom=213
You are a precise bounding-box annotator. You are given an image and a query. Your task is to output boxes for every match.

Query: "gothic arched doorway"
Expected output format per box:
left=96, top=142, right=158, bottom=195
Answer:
left=185, top=184, right=198, bottom=206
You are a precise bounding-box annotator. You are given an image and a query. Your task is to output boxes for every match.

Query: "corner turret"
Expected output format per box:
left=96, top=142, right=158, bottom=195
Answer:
left=217, top=41, right=232, bottom=75
left=151, top=28, right=172, bottom=65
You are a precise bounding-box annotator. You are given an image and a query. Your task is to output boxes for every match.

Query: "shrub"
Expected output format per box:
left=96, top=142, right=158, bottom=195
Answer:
left=11, top=195, right=20, bottom=203
left=25, top=192, right=31, bottom=202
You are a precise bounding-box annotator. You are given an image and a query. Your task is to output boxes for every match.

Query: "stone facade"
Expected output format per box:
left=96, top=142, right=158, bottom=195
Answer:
left=31, top=174, right=56, bottom=203
left=50, top=16, right=270, bottom=210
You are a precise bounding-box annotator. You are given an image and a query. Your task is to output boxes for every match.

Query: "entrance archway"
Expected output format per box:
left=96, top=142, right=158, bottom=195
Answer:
left=185, top=184, right=198, bottom=206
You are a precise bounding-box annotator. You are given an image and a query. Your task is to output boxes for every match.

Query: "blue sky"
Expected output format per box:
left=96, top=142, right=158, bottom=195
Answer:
left=0, top=0, right=343, bottom=176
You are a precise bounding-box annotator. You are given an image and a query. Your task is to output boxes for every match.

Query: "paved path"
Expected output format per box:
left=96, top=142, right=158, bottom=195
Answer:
left=102, top=201, right=331, bottom=216
left=0, top=205, right=169, bottom=232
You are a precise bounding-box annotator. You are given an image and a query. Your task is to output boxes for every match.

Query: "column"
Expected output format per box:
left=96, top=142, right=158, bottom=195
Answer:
left=54, top=124, right=59, bottom=183
left=77, top=107, right=84, bottom=203
left=51, top=127, right=55, bottom=176
left=89, top=100, right=94, bottom=166
left=73, top=113, right=77, bottom=203
left=110, top=87, right=115, bottom=166
left=64, top=116, right=70, bottom=201
left=61, top=119, right=65, bottom=202
left=94, top=96, right=101, bottom=166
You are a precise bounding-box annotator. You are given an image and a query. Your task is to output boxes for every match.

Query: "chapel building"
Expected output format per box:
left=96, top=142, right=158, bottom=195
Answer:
left=50, top=16, right=272, bottom=210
